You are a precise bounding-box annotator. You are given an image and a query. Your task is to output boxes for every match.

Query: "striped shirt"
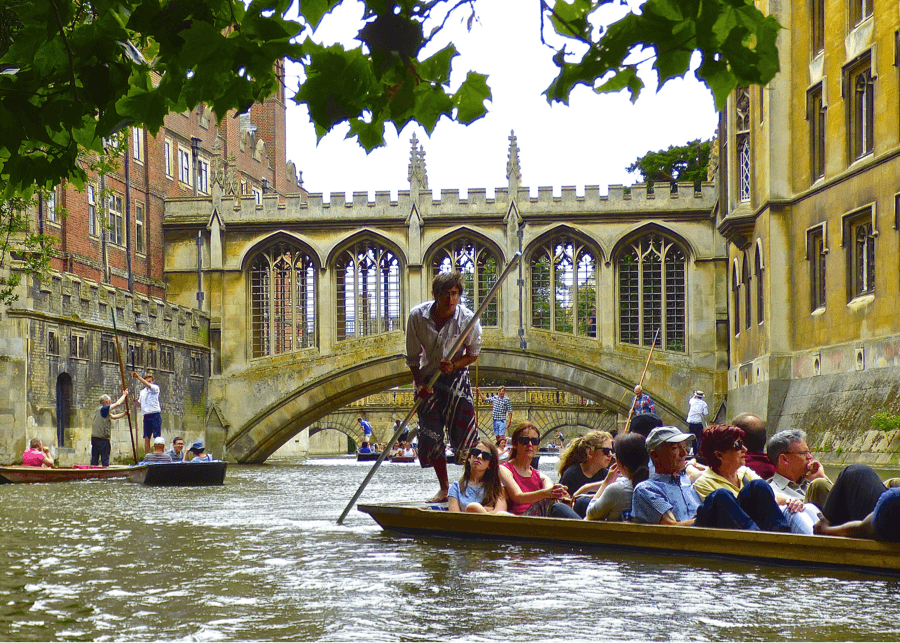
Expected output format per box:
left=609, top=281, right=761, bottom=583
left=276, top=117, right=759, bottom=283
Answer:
left=486, top=395, right=512, bottom=421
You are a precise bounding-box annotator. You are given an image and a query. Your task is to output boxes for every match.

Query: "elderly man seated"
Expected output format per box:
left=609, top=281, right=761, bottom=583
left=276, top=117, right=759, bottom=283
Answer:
left=143, top=437, right=173, bottom=463
left=766, top=429, right=832, bottom=510
left=632, top=427, right=792, bottom=532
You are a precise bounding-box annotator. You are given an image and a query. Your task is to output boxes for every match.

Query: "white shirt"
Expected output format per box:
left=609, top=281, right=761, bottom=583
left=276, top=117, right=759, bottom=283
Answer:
left=138, top=383, right=161, bottom=414
left=405, top=300, right=482, bottom=380
left=686, top=396, right=708, bottom=423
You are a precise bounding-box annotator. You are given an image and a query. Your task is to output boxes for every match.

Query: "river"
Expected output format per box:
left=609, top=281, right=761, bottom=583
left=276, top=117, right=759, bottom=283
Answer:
left=2, top=456, right=900, bottom=642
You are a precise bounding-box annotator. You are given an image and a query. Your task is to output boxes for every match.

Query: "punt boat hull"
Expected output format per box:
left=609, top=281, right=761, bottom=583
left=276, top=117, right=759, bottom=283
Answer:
left=126, top=461, right=227, bottom=486
left=356, top=451, right=380, bottom=462
left=358, top=501, right=900, bottom=575
left=0, top=465, right=135, bottom=484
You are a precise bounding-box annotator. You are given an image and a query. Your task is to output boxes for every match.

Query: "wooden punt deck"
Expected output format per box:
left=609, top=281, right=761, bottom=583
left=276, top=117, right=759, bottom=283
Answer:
left=358, top=501, right=900, bottom=575
left=0, top=465, right=137, bottom=484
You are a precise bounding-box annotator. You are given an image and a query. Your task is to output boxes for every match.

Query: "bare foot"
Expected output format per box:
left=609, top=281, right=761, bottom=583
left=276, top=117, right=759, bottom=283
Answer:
left=426, top=490, right=449, bottom=503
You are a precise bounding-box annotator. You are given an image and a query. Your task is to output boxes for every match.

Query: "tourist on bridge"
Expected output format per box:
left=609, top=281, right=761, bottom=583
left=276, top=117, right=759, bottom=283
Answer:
left=91, top=388, right=129, bottom=467
left=405, top=271, right=482, bottom=503
left=631, top=385, right=655, bottom=416
left=132, top=371, right=162, bottom=456
left=22, top=438, right=54, bottom=468
left=357, top=417, right=373, bottom=443
left=685, top=390, right=708, bottom=452
left=475, top=386, right=512, bottom=436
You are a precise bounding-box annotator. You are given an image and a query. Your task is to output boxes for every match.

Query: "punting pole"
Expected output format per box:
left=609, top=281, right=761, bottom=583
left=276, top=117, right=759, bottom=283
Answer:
left=337, top=251, right=522, bottom=525
left=111, top=309, right=139, bottom=465
left=623, top=327, right=660, bottom=434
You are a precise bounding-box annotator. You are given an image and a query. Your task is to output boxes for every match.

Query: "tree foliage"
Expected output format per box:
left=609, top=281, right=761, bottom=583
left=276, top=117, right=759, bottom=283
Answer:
left=626, top=138, right=712, bottom=185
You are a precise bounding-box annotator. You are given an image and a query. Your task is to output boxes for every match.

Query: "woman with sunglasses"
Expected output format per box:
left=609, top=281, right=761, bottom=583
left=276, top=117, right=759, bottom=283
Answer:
left=556, top=431, right=615, bottom=517
left=498, top=422, right=579, bottom=518
left=693, top=424, right=817, bottom=533
left=586, top=433, right=650, bottom=521
left=448, top=440, right=508, bottom=514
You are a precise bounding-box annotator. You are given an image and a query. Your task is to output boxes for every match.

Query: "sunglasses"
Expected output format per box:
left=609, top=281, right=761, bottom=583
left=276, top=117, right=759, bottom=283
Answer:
left=516, top=436, right=541, bottom=446
left=729, top=440, right=745, bottom=450
left=595, top=446, right=615, bottom=456
left=469, top=448, right=491, bottom=461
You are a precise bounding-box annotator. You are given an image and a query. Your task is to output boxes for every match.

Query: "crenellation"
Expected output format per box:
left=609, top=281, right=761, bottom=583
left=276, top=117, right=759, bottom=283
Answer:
left=584, top=185, right=601, bottom=199
left=352, top=192, right=369, bottom=208
left=374, top=191, right=393, bottom=207
left=536, top=186, right=553, bottom=202
left=467, top=188, right=487, bottom=207
left=439, top=189, right=460, bottom=207
left=328, top=192, right=347, bottom=208
left=561, top=186, right=578, bottom=203
left=631, top=184, right=649, bottom=200
left=608, top=185, right=626, bottom=200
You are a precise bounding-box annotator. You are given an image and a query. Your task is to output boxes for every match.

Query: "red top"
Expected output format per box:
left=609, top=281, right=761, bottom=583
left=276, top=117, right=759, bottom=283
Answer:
left=744, top=451, right=776, bottom=480
left=502, top=461, right=544, bottom=515
left=22, top=448, right=47, bottom=467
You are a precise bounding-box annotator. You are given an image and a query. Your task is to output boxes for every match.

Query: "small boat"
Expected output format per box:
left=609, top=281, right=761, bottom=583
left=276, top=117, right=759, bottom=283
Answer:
left=126, top=461, right=227, bottom=486
left=356, top=450, right=380, bottom=462
left=0, top=465, right=136, bottom=484
left=537, top=446, right=559, bottom=455
left=358, top=501, right=900, bottom=575
left=389, top=455, right=417, bottom=463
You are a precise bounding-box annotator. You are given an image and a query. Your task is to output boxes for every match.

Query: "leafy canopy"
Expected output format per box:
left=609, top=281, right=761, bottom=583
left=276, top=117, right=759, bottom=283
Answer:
left=0, top=0, right=780, bottom=197
left=626, top=138, right=713, bottom=185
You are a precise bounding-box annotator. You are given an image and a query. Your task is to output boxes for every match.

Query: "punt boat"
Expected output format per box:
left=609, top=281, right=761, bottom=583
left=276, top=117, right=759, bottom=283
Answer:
left=356, top=450, right=380, bottom=462
left=0, top=465, right=137, bottom=484
left=358, top=501, right=900, bottom=575
left=126, top=461, right=227, bottom=486
left=389, top=455, right=417, bottom=463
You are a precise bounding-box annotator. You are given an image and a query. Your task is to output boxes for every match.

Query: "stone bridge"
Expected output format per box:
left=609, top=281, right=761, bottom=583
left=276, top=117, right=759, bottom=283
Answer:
left=162, top=134, right=728, bottom=463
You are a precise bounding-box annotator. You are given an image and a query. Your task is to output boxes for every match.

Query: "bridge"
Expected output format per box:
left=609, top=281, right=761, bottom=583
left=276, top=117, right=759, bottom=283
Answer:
left=162, top=134, right=727, bottom=463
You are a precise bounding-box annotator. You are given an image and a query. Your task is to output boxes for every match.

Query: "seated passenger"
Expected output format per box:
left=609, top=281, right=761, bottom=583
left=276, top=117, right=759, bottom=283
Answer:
left=498, top=422, right=580, bottom=518
left=495, top=435, right=510, bottom=462
left=143, top=437, right=174, bottom=463
left=23, top=438, right=54, bottom=468
left=815, top=486, right=900, bottom=542
left=358, top=441, right=372, bottom=454
left=767, top=429, right=832, bottom=510
left=189, top=442, right=213, bottom=462
left=448, top=440, right=508, bottom=514
left=732, top=413, right=775, bottom=479
left=694, top=425, right=816, bottom=534
left=819, top=463, right=888, bottom=527
left=557, top=431, right=614, bottom=517
left=166, top=436, right=186, bottom=462
left=586, top=432, right=650, bottom=521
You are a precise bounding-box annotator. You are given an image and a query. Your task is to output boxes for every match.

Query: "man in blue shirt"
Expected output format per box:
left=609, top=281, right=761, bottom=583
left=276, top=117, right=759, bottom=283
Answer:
left=358, top=417, right=373, bottom=443
left=632, top=427, right=700, bottom=525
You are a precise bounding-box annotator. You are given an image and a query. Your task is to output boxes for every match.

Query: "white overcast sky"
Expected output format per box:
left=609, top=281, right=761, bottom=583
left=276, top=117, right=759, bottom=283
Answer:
left=284, top=0, right=718, bottom=199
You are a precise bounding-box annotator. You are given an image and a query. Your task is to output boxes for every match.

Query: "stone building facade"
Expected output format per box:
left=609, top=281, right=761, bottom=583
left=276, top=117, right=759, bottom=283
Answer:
left=718, top=0, right=900, bottom=462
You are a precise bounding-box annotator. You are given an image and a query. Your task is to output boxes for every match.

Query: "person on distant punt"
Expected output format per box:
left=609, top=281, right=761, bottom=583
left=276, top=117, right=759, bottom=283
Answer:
left=188, top=441, right=213, bottom=462
left=631, top=385, right=655, bottom=416
left=405, top=271, right=482, bottom=503
left=91, top=388, right=129, bottom=467
left=685, top=390, right=708, bottom=453
left=495, top=435, right=510, bottom=462
left=23, top=438, right=54, bottom=468
left=358, top=441, right=372, bottom=454
left=448, top=440, right=508, bottom=514
left=693, top=425, right=817, bottom=534
left=498, top=422, right=580, bottom=518
left=766, top=429, right=832, bottom=510
left=398, top=441, right=417, bottom=458
left=815, top=485, right=900, bottom=542
left=357, top=417, right=373, bottom=443
left=143, top=437, right=173, bottom=463
left=632, top=426, right=792, bottom=532
left=166, top=436, right=186, bottom=462
left=557, top=431, right=614, bottom=517
left=732, top=413, right=775, bottom=479
left=132, top=371, right=162, bottom=457
left=475, top=386, right=513, bottom=436
left=586, top=433, right=650, bottom=521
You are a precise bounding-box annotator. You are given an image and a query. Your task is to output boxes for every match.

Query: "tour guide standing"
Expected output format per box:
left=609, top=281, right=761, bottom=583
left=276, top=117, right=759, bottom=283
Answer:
left=132, top=371, right=162, bottom=456
left=91, top=388, right=129, bottom=467
left=406, top=271, right=482, bottom=503
left=477, top=386, right=513, bottom=436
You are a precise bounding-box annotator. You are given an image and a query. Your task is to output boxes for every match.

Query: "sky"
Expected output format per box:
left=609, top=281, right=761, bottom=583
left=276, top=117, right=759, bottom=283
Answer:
left=284, top=0, right=719, bottom=200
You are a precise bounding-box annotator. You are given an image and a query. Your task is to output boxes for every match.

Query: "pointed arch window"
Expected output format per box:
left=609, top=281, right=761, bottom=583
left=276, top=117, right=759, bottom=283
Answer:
left=732, top=263, right=741, bottom=337
left=431, top=238, right=500, bottom=326
left=735, top=87, right=752, bottom=203
left=618, top=234, right=685, bottom=351
left=530, top=236, right=597, bottom=337
left=336, top=241, right=401, bottom=341
left=250, top=242, right=317, bottom=358
left=755, top=245, right=764, bottom=324
left=742, top=252, right=751, bottom=330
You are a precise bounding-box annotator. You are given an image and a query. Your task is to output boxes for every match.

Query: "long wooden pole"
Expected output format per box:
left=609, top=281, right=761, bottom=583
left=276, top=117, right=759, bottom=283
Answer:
left=111, top=309, right=138, bottom=465
left=337, top=252, right=522, bottom=525
left=623, top=327, right=660, bottom=434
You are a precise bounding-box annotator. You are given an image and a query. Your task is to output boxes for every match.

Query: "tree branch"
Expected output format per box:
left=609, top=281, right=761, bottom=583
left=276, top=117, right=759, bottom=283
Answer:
left=48, top=0, right=81, bottom=105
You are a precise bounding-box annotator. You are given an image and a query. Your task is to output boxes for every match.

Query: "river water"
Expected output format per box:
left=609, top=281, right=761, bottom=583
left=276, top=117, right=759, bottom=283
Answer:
left=3, top=456, right=900, bottom=642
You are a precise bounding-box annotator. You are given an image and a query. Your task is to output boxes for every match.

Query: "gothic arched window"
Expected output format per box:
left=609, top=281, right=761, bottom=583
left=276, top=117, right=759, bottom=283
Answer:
left=431, top=238, right=500, bottom=326
left=732, top=262, right=741, bottom=337
left=618, top=234, right=686, bottom=352
left=335, top=241, right=401, bottom=341
left=742, top=252, right=751, bottom=330
left=755, top=244, right=764, bottom=325
left=530, top=236, right=597, bottom=337
left=250, top=241, right=317, bottom=358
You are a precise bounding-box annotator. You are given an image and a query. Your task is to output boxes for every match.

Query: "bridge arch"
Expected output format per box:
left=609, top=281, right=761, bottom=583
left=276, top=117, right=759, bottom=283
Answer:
left=239, top=231, right=324, bottom=272
left=525, top=224, right=607, bottom=264
left=611, top=222, right=697, bottom=262
left=324, top=229, right=408, bottom=270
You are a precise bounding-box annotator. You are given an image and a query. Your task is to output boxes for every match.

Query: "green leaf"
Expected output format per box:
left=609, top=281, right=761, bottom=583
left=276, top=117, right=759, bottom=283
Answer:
left=452, top=72, right=490, bottom=124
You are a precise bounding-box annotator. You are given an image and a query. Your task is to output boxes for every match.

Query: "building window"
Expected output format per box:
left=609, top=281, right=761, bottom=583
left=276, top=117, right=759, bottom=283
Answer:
left=48, top=329, right=59, bottom=356
left=198, top=158, right=209, bottom=194
left=132, top=127, right=144, bottom=163
left=808, top=226, right=827, bottom=311
left=46, top=190, right=56, bottom=223
left=432, top=238, right=500, bottom=327
left=108, top=193, right=123, bottom=245
left=252, top=187, right=262, bottom=205
left=755, top=245, right=764, bottom=325
left=742, top=252, right=751, bottom=330
left=250, top=241, right=317, bottom=357
left=190, top=351, right=204, bottom=377
left=735, top=87, right=752, bottom=203
left=732, top=263, right=741, bottom=337
left=808, top=84, right=825, bottom=181
left=618, top=234, right=686, bottom=352
left=70, top=333, right=87, bottom=359
left=531, top=236, right=597, bottom=337
left=846, top=211, right=875, bottom=299
left=100, top=334, right=117, bottom=364
left=335, top=241, right=400, bottom=343
left=128, top=341, right=144, bottom=369
left=812, top=0, right=824, bottom=55
left=135, top=203, right=145, bottom=255
left=160, top=345, right=175, bottom=372
left=178, top=147, right=191, bottom=185
left=850, top=0, right=872, bottom=27
left=164, top=139, right=173, bottom=178
left=88, top=184, right=97, bottom=236
left=848, top=56, right=874, bottom=160
left=146, top=343, right=157, bottom=369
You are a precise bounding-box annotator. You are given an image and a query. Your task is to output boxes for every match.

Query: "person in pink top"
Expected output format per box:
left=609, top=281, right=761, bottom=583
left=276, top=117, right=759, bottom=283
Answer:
left=498, top=422, right=579, bottom=518
left=23, top=438, right=54, bottom=467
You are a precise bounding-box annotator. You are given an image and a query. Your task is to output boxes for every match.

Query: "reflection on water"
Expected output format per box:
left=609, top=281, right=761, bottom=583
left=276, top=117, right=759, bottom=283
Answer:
left=2, top=456, right=900, bottom=641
